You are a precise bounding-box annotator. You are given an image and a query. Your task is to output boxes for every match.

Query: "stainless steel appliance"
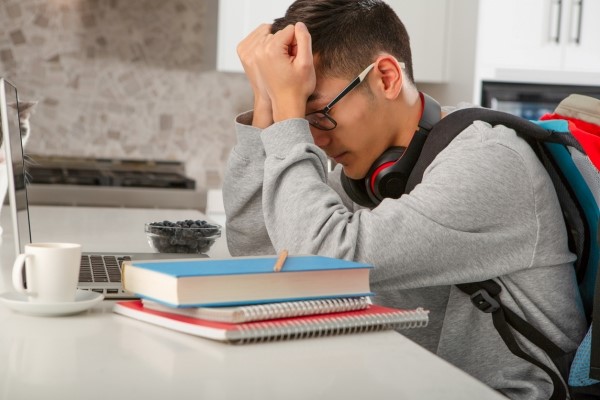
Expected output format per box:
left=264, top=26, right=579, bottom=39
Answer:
left=25, top=155, right=205, bottom=210
left=481, top=81, right=600, bottom=119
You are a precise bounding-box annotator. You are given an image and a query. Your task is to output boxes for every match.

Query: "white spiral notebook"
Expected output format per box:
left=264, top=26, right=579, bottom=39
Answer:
left=141, top=297, right=371, bottom=323
left=114, top=300, right=430, bottom=344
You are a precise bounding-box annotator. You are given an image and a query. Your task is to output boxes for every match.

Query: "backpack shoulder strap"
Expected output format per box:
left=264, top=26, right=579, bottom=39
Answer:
left=405, top=107, right=581, bottom=193
left=456, top=281, right=570, bottom=400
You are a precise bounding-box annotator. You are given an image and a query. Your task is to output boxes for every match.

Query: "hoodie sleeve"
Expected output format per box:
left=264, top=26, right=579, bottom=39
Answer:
left=223, top=111, right=275, bottom=256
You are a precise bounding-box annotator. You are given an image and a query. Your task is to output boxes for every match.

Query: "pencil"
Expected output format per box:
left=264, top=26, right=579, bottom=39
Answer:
left=273, top=249, right=289, bottom=272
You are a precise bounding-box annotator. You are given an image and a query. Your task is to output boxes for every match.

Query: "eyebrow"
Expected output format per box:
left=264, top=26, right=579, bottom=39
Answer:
left=307, top=92, right=324, bottom=104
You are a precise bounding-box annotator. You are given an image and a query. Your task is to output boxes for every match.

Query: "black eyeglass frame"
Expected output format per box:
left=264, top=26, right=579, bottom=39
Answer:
left=304, top=61, right=406, bottom=131
left=304, top=63, right=375, bottom=131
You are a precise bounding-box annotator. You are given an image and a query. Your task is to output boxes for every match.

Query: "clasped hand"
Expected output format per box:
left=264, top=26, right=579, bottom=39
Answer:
left=237, top=22, right=317, bottom=127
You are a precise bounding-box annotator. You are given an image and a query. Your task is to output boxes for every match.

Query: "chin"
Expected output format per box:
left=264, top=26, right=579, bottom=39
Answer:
left=342, top=166, right=367, bottom=180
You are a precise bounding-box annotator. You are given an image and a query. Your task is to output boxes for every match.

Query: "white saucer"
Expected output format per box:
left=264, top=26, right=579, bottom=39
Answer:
left=0, top=289, right=104, bottom=317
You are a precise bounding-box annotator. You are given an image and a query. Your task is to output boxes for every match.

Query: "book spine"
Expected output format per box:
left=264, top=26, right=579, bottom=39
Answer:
left=231, top=307, right=429, bottom=344
left=235, top=297, right=369, bottom=322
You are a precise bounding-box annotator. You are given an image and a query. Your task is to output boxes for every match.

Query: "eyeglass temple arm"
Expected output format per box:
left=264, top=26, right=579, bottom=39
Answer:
left=323, top=64, right=375, bottom=113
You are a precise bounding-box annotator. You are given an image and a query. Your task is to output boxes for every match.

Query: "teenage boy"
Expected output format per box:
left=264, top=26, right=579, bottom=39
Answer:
left=222, top=1, right=586, bottom=398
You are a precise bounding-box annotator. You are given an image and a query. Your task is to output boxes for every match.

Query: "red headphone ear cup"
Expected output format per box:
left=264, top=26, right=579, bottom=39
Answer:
left=340, top=172, right=377, bottom=208
left=372, top=170, right=410, bottom=199
left=366, top=147, right=406, bottom=202
left=371, top=127, right=430, bottom=200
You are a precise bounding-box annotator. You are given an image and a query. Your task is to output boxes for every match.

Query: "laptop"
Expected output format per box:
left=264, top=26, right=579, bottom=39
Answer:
left=0, top=78, right=199, bottom=299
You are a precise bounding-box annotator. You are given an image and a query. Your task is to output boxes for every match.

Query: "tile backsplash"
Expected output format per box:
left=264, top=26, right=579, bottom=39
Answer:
left=0, top=0, right=253, bottom=191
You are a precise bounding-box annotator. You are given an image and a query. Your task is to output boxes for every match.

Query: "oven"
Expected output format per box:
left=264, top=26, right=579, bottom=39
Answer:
left=481, top=81, right=600, bottom=119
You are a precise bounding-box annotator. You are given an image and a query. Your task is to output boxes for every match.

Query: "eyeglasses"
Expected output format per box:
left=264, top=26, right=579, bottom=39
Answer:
left=304, top=61, right=405, bottom=131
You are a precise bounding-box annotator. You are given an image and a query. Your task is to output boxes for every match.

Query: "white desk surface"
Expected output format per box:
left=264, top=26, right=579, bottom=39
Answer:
left=0, top=206, right=506, bottom=400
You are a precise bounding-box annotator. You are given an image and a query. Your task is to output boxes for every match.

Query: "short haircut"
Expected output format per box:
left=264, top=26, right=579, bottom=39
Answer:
left=271, top=0, right=414, bottom=84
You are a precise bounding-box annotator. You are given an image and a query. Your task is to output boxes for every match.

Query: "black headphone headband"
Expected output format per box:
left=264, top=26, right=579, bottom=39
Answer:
left=419, top=92, right=443, bottom=132
left=341, top=92, right=441, bottom=208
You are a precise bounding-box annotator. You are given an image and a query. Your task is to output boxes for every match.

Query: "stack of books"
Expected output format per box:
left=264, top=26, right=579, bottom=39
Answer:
left=114, top=255, right=429, bottom=344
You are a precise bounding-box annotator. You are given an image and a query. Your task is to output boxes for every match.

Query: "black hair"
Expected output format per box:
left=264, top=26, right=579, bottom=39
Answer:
left=271, top=0, right=414, bottom=83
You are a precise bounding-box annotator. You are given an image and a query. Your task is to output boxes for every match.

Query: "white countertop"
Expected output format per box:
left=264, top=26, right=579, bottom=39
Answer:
left=28, top=205, right=230, bottom=256
left=0, top=206, right=506, bottom=400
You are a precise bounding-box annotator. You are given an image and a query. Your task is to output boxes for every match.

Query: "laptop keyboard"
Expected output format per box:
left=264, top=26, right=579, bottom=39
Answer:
left=79, top=255, right=131, bottom=283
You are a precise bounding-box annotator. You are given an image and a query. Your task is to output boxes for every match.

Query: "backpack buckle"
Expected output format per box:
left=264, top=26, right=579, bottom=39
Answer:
left=470, top=289, right=500, bottom=313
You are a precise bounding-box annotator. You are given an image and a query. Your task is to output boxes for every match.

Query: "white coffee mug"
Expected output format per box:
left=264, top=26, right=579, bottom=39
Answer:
left=12, top=243, right=82, bottom=303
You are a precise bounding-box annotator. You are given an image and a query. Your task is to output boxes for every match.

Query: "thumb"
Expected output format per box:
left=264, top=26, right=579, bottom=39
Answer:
left=294, top=22, right=313, bottom=64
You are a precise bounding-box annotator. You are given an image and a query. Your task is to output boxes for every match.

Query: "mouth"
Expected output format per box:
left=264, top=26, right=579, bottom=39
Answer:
left=331, top=152, right=348, bottom=163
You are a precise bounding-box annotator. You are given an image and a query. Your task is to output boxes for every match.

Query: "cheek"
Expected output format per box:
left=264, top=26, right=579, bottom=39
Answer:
left=343, top=125, right=390, bottom=179
left=309, top=127, right=331, bottom=149
left=342, top=137, right=379, bottom=179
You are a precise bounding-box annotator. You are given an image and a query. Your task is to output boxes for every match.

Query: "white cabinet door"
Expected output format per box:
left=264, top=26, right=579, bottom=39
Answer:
left=217, top=0, right=292, bottom=72
left=477, top=0, right=563, bottom=77
left=217, top=0, right=450, bottom=83
left=386, top=0, right=449, bottom=82
left=477, top=0, right=600, bottom=82
left=562, top=0, right=600, bottom=73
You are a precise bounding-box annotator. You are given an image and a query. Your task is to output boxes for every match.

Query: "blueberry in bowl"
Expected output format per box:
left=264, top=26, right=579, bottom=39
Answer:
left=145, top=220, right=222, bottom=254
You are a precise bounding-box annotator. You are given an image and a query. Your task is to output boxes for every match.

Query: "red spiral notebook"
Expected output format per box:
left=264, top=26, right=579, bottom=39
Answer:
left=113, top=300, right=429, bottom=344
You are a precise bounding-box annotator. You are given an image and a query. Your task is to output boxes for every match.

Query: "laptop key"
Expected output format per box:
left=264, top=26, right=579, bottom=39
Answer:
left=78, top=254, right=130, bottom=285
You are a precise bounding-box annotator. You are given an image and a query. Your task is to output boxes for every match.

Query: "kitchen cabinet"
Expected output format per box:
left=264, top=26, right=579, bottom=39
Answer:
left=477, top=0, right=600, bottom=82
left=386, top=0, right=449, bottom=82
left=217, top=0, right=289, bottom=73
left=562, top=0, right=600, bottom=72
left=217, top=0, right=450, bottom=82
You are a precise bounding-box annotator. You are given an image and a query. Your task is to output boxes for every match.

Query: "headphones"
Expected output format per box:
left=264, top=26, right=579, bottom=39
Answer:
left=340, top=92, right=441, bottom=208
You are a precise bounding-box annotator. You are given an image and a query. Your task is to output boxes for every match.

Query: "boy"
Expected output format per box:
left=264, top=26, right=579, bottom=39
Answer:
left=223, top=1, right=586, bottom=398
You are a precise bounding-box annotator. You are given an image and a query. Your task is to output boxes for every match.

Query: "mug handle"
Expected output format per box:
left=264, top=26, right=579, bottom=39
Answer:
left=12, top=254, right=32, bottom=295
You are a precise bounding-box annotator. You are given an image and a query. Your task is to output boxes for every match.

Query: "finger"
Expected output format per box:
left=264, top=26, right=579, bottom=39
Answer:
left=248, top=23, right=272, bottom=40
left=249, top=24, right=272, bottom=45
left=271, top=24, right=296, bottom=54
left=293, top=22, right=313, bottom=65
left=238, top=24, right=272, bottom=57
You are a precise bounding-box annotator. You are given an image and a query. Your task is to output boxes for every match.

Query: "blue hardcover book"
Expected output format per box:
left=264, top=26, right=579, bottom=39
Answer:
left=122, top=255, right=373, bottom=307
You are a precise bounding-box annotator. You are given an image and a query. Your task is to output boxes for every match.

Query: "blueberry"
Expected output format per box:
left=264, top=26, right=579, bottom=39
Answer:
left=147, top=219, right=220, bottom=253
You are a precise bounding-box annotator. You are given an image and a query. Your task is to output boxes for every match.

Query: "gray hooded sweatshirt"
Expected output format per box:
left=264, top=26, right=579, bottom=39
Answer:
left=222, top=110, right=587, bottom=400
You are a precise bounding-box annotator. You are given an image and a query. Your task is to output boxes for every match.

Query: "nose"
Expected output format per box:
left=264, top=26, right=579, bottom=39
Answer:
left=310, top=127, right=332, bottom=148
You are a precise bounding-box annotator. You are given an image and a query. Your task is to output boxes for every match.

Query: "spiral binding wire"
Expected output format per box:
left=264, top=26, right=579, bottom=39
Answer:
left=235, top=297, right=370, bottom=322
left=232, top=307, right=429, bottom=344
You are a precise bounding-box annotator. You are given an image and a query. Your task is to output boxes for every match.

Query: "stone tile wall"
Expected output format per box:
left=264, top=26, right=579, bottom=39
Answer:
left=0, top=0, right=253, bottom=191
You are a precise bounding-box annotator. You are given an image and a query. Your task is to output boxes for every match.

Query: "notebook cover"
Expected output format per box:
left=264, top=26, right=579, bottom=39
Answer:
left=140, top=297, right=371, bottom=323
left=113, top=300, right=429, bottom=344
left=127, top=255, right=373, bottom=277
left=136, top=293, right=374, bottom=308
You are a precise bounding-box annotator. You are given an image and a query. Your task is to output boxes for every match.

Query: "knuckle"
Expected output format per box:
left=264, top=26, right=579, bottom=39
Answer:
left=299, top=61, right=313, bottom=71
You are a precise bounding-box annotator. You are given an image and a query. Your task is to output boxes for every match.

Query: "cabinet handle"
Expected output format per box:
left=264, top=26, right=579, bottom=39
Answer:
left=549, top=0, right=563, bottom=43
left=570, top=0, right=583, bottom=44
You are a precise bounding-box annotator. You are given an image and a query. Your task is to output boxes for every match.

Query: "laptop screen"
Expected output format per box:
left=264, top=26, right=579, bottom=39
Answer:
left=0, top=78, right=32, bottom=255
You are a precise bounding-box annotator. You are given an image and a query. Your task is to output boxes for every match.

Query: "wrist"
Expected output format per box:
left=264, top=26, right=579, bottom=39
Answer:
left=272, top=99, right=305, bottom=123
left=252, top=96, right=273, bottom=129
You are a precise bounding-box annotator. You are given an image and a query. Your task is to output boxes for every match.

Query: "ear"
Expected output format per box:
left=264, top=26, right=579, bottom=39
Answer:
left=372, top=55, right=403, bottom=100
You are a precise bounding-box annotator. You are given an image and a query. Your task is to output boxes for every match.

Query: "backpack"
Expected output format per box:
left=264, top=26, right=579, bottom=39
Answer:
left=404, top=95, right=600, bottom=400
